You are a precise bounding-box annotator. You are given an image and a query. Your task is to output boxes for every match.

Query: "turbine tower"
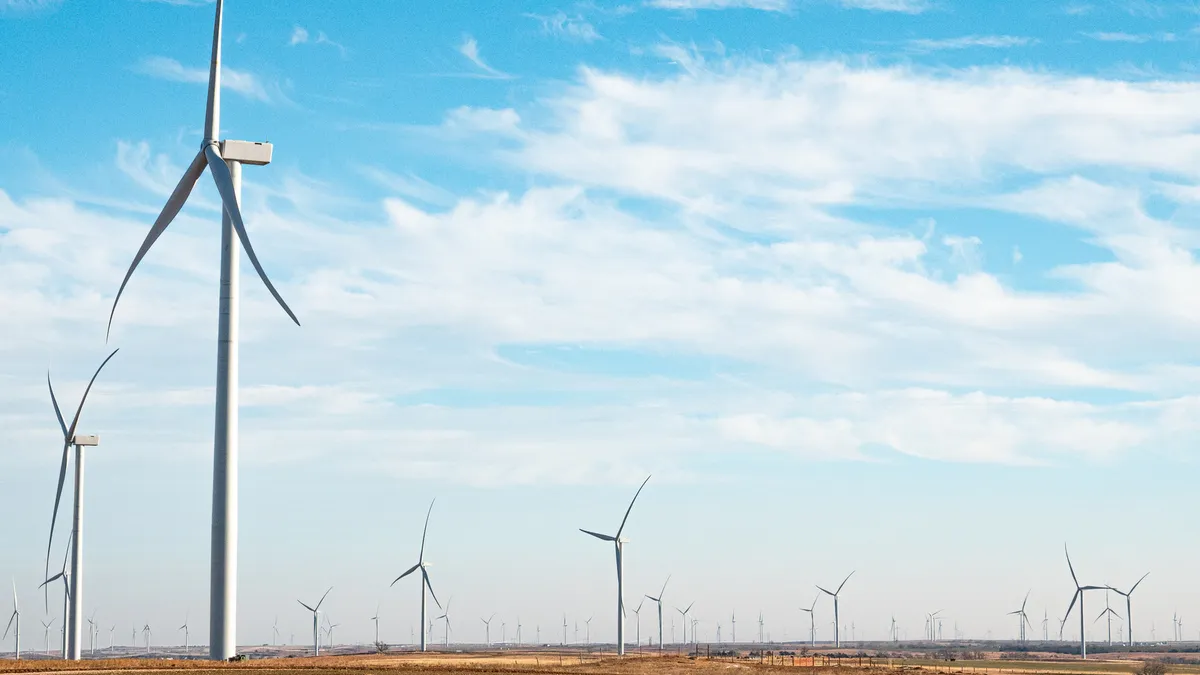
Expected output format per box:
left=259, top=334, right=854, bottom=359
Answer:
left=297, top=587, right=331, bottom=656
left=645, top=576, right=670, bottom=650
left=799, top=595, right=818, bottom=646
left=45, top=350, right=117, bottom=661
left=579, top=475, right=651, bottom=656
left=1107, top=573, right=1148, bottom=647
left=816, top=572, right=854, bottom=648
left=105, top=0, right=300, bottom=659
left=391, top=500, right=441, bottom=652
left=3, top=582, right=19, bottom=660
left=1063, top=545, right=1104, bottom=659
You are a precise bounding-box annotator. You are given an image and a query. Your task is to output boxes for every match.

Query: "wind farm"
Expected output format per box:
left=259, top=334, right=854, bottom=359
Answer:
left=4, top=0, right=1200, bottom=675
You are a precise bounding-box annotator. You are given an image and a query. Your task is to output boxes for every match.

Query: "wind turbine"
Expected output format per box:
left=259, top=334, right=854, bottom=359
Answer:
left=39, top=542, right=72, bottom=659
left=1063, top=545, right=1104, bottom=659
left=3, top=581, right=18, bottom=660
left=580, top=474, right=651, bottom=656
left=927, top=611, right=943, bottom=641
left=105, top=0, right=299, bottom=658
left=297, top=587, right=332, bottom=656
left=585, top=616, right=593, bottom=645
left=816, top=572, right=854, bottom=648
left=371, top=605, right=380, bottom=646
left=562, top=614, right=566, bottom=646
left=437, top=599, right=452, bottom=646
left=645, top=576, right=670, bottom=650
left=632, top=599, right=644, bottom=647
left=85, top=612, right=94, bottom=654
left=675, top=603, right=694, bottom=644
left=45, top=349, right=117, bottom=661
left=1007, top=591, right=1032, bottom=641
left=731, top=611, right=736, bottom=644
left=41, top=619, right=54, bottom=656
left=142, top=624, right=151, bottom=654
left=481, top=614, right=495, bottom=647
left=758, top=611, right=764, bottom=643
left=391, top=500, right=441, bottom=653
left=179, top=613, right=190, bottom=655
left=325, top=617, right=340, bottom=648
left=272, top=616, right=280, bottom=646
left=1108, top=573, right=1149, bottom=647
left=516, top=617, right=523, bottom=646
left=108, top=625, right=114, bottom=652
left=1094, top=593, right=1121, bottom=645
left=799, top=595, right=818, bottom=646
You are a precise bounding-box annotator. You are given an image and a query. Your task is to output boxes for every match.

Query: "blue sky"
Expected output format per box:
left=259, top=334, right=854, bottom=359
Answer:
left=4, top=0, right=1200, bottom=651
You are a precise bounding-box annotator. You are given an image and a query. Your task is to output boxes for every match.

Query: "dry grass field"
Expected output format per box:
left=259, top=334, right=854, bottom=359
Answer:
left=0, top=651, right=1189, bottom=675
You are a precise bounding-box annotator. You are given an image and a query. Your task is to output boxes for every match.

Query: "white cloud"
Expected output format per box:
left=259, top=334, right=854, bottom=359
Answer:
left=529, top=11, right=602, bottom=42
left=648, top=0, right=790, bottom=9
left=289, top=25, right=309, bottom=45
left=1084, top=30, right=1176, bottom=42
left=837, top=0, right=930, bottom=12
left=0, top=0, right=61, bottom=12
left=290, top=25, right=347, bottom=56
left=458, top=36, right=511, bottom=79
left=908, top=35, right=1035, bottom=51
left=134, top=56, right=273, bottom=102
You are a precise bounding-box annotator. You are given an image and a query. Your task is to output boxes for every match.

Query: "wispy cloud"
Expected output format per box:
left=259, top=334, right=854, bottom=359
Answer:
left=134, top=55, right=274, bottom=102
left=289, top=24, right=347, bottom=56
left=838, top=0, right=930, bottom=12
left=647, top=0, right=790, bottom=9
left=907, top=35, right=1035, bottom=51
left=528, top=11, right=602, bottom=42
left=0, top=0, right=61, bottom=13
left=458, top=36, right=512, bottom=79
left=1083, top=30, right=1177, bottom=42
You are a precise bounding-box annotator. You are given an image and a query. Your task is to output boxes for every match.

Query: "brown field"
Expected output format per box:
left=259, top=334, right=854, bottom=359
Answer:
left=0, top=651, right=1187, bottom=675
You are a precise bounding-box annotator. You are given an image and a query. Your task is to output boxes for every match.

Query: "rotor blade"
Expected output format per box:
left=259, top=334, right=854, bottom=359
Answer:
left=314, top=587, right=332, bottom=611
left=1064, top=544, right=1079, bottom=587
left=1064, top=589, right=1080, bottom=622
left=64, top=348, right=118, bottom=446
left=48, top=374, right=67, bottom=437
left=659, top=575, right=671, bottom=598
left=837, top=571, right=855, bottom=594
left=391, top=563, right=420, bottom=586
left=10, top=579, right=16, bottom=612
left=44, top=443, right=68, bottom=611
left=39, top=573, right=63, bottom=590
left=419, top=499, right=435, bottom=562
left=1130, top=572, right=1150, bottom=594
left=580, top=528, right=615, bottom=542
left=685, top=602, right=694, bottom=614
left=107, top=150, right=207, bottom=341
left=423, top=568, right=441, bottom=610
left=204, top=146, right=300, bottom=327
left=646, top=596, right=659, bottom=602
left=615, top=474, right=651, bottom=538
left=1022, top=589, right=1031, bottom=612
left=297, top=601, right=315, bottom=613
left=816, top=585, right=834, bottom=596
left=203, top=0, right=223, bottom=142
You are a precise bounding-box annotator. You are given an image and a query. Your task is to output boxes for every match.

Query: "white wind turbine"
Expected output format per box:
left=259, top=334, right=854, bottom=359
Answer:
left=272, top=616, right=280, bottom=646
left=3, top=581, right=19, bottom=660
left=481, top=614, right=495, bottom=647
left=179, top=613, right=190, bottom=655
left=799, top=594, right=818, bottom=646
left=436, top=599, right=452, bottom=646
left=816, top=572, right=854, bottom=648
left=1108, top=573, right=1149, bottom=647
left=45, top=349, right=117, bottom=661
left=297, top=587, right=332, bottom=656
left=39, top=541, right=72, bottom=659
left=675, top=603, right=694, bottom=644
left=85, top=612, right=95, bottom=654
left=585, top=616, right=593, bottom=645
left=391, top=500, right=441, bottom=653
left=1063, top=544, right=1104, bottom=659
left=579, top=475, right=651, bottom=656
left=41, top=619, right=54, bottom=656
left=632, top=599, right=644, bottom=647
left=105, top=0, right=299, bottom=659
left=1093, top=592, right=1121, bottom=645
left=371, top=605, right=380, bottom=646
left=1007, top=591, right=1032, bottom=641
left=142, top=624, right=152, bottom=654
left=645, top=576, right=670, bottom=650
left=108, top=625, right=114, bottom=652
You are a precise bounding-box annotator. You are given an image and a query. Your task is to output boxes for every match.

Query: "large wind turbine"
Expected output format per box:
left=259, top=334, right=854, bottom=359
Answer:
left=105, top=0, right=299, bottom=659
left=816, top=572, right=854, bottom=648
left=1063, top=545, right=1104, bottom=659
left=799, top=595, right=818, bottom=646
left=45, top=349, right=117, bottom=661
left=645, top=576, right=670, bottom=650
left=391, top=500, right=441, bottom=653
left=1108, top=573, right=1148, bottom=647
left=298, top=587, right=331, bottom=656
left=1007, top=591, right=1032, bottom=641
left=3, top=581, right=18, bottom=660
left=579, top=474, right=651, bottom=657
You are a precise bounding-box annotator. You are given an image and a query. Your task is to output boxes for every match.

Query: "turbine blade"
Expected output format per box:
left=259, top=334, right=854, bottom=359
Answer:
left=423, top=568, right=441, bottom=609
left=2, top=612, right=14, bottom=640
left=615, top=474, right=651, bottom=538
left=48, top=374, right=67, bottom=437
left=204, top=146, right=300, bottom=326
left=837, top=571, right=855, bottom=594
left=298, top=601, right=315, bottom=613
left=580, top=529, right=615, bottom=542
left=107, top=150, right=207, bottom=341
left=659, top=575, right=671, bottom=598
left=314, top=587, right=332, bottom=611
left=1064, top=589, right=1080, bottom=622
left=816, top=586, right=834, bottom=596
left=420, top=499, right=435, bottom=562
left=391, top=563, right=420, bottom=586
left=203, top=0, right=223, bottom=142
left=1130, top=572, right=1150, bottom=594
left=1064, top=544, right=1079, bottom=586
left=1022, top=589, right=1031, bottom=612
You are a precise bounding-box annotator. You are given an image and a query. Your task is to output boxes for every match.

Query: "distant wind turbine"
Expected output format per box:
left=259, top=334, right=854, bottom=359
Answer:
left=142, top=624, right=151, bottom=654
left=816, top=572, right=854, bottom=648
left=799, top=594, right=818, bottom=645
left=41, top=619, right=54, bottom=656
left=179, top=613, right=190, bottom=655
left=391, top=500, right=441, bottom=653
left=1007, top=591, right=1032, bottom=641
left=481, top=614, right=495, bottom=647
left=3, top=581, right=19, bottom=660
left=297, top=587, right=332, bottom=655
left=579, top=475, right=651, bottom=656
left=1093, top=592, right=1122, bottom=645
left=371, top=605, right=381, bottom=645
left=1107, top=572, right=1149, bottom=647
left=585, top=616, right=593, bottom=645
left=632, top=599, right=644, bottom=647
left=675, top=603, right=694, bottom=644
left=437, top=599, right=452, bottom=646
left=645, top=576, right=670, bottom=650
